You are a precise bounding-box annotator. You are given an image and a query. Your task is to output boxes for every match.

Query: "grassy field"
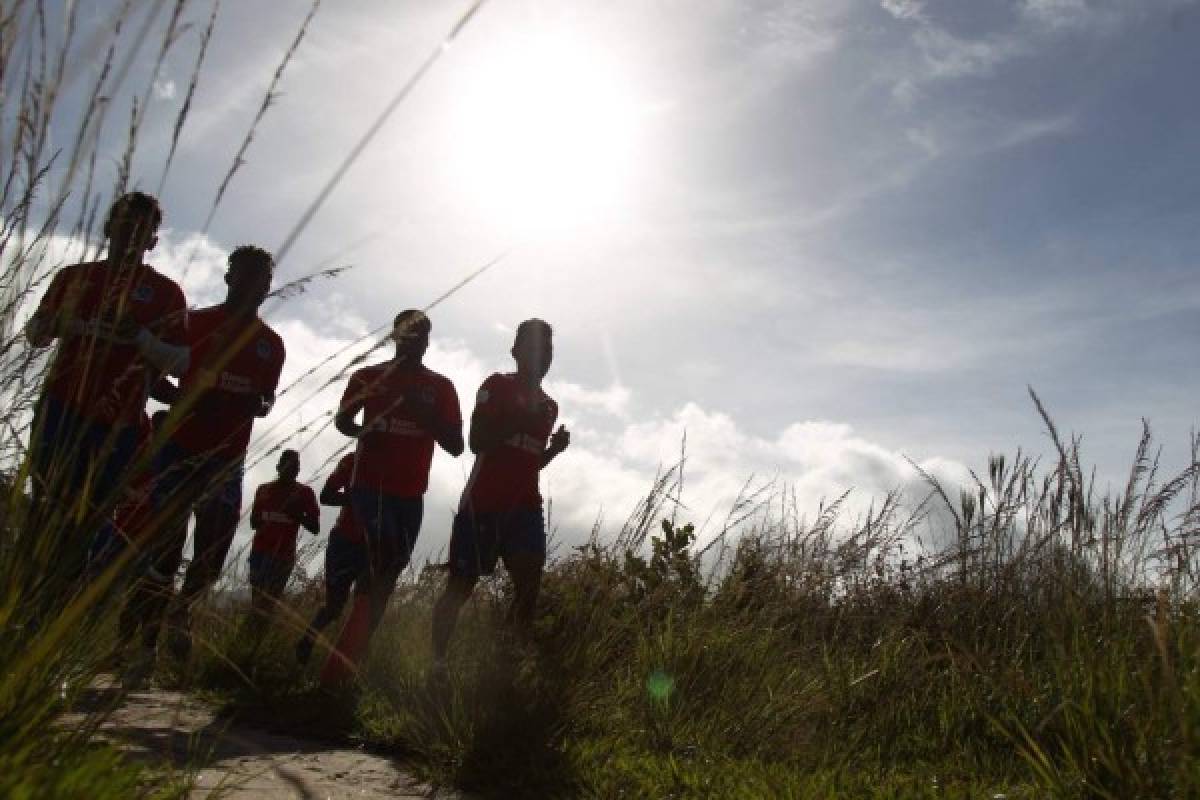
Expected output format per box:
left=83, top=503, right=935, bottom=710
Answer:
left=174, top=430, right=1200, bottom=798
left=5, top=429, right=1200, bottom=798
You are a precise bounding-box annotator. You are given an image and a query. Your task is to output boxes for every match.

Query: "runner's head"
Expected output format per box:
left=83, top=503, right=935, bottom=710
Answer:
left=512, top=318, right=553, bottom=382
left=392, top=309, right=430, bottom=364
left=225, top=245, right=274, bottom=315
left=277, top=449, right=300, bottom=482
left=103, top=192, right=161, bottom=267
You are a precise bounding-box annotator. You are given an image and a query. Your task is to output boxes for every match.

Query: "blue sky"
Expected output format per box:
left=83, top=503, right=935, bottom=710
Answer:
left=15, top=0, right=1200, bottom=564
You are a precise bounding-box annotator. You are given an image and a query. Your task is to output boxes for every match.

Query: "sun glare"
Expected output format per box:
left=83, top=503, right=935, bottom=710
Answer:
left=447, top=35, right=642, bottom=239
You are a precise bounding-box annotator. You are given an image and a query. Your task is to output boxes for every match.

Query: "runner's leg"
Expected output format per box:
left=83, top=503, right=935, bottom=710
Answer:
left=367, top=496, right=423, bottom=630
left=432, top=511, right=495, bottom=663
left=297, top=534, right=358, bottom=663
left=169, top=463, right=240, bottom=658
left=501, top=551, right=545, bottom=632
left=431, top=572, right=478, bottom=663
left=499, top=509, right=548, bottom=633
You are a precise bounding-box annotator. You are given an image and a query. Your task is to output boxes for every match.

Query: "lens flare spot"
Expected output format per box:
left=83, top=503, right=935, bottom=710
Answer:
left=646, top=669, right=674, bottom=702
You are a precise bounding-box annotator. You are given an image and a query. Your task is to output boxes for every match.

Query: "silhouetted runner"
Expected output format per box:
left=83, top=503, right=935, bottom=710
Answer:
left=431, top=319, right=570, bottom=680
left=246, top=449, right=319, bottom=624
left=24, top=192, right=187, bottom=585
left=119, top=245, right=284, bottom=664
left=333, top=310, right=463, bottom=648
left=294, top=451, right=367, bottom=665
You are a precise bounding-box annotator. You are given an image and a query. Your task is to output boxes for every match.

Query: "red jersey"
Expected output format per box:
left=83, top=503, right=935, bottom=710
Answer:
left=170, top=305, right=285, bottom=461
left=323, top=453, right=364, bottom=544
left=460, top=373, right=558, bottom=514
left=338, top=361, right=461, bottom=497
left=250, top=480, right=319, bottom=561
left=36, top=261, right=186, bottom=426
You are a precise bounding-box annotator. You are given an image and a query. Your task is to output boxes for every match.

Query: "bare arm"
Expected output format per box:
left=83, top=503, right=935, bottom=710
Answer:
left=249, top=493, right=263, bottom=530
left=320, top=472, right=350, bottom=507
left=24, top=312, right=55, bottom=348
left=540, top=425, right=570, bottom=469
left=296, top=509, right=319, bottom=535
left=414, top=403, right=464, bottom=457
left=334, top=397, right=365, bottom=438
left=284, top=490, right=320, bottom=535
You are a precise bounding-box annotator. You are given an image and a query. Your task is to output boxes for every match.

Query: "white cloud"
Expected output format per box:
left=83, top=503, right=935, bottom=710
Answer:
left=881, top=0, right=925, bottom=21
left=151, top=230, right=228, bottom=307
left=913, top=26, right=1026, bottom=81
left=548, top=400, right=970, bottom=549
left=1020, top=0, right=1120, bottom=32
left=991, top=113, right=1077, bottom=150
left=548, top=380, right=631, bottom=420
left=152, top=78, right=177, bottom=101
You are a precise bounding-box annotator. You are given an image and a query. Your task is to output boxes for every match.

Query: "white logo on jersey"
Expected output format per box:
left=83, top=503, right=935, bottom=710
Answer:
left=505, top=433, right=544, bottom=454
left=218, top=372, right=252, bottom=393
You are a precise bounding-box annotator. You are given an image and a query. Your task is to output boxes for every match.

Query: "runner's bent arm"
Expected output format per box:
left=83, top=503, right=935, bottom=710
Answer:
left=24, top=313, right=55, bottom=347
left=249, top=488, right=264, bottom=530
left=293, top=488, right=320, bottom=534
left=408, top=384, right=463, bottom=457
left=320, top=461, right=351, bottom=507
left=334, top=398, right=364, bottom=438
left=256, top=337, right=285, bottom=418
left=335, top=371, right=367, bottom=438
left=256, top=392, right=276, bottom=418
left=430, top=417, right=464, bottom=457
left=25, top=269, right=71, bottom=347
left=540, top=425, right=571, bottom=469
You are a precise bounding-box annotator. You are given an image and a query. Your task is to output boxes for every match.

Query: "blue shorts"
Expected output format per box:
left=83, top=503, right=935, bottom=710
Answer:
left=350, top=489, right=423, bottom=576
left=325, top=529, right=367, bottom=596
left=32, top=395, right=138, bottom=512
left=449, top=508, right=546, bottom=577
left=247, top=550, right=294, bottom=596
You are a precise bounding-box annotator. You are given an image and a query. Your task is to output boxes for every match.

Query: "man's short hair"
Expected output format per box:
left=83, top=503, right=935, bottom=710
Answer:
left=515, top=318, right=552, bottom=345
left=228, top=245, right=274, bottom=275
left=280, top=448, right=299, bottom=462
left=394, top=309, right=431, bottom=338
left=106, top=191, right=162, bottom=230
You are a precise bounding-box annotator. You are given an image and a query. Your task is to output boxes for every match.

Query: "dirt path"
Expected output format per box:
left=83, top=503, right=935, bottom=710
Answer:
left=74, top=682, right=464, bottom=799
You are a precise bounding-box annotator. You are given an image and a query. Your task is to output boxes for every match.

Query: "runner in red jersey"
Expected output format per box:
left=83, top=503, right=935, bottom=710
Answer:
left=335, top=310, right=463, bottom=632
left=25, top=192, right=187, bottom=583
left=431, top=319, right=570, bottom=678
left=121, top=245, right=284, bottom=662
left=294, top=452, right=368, bottom=664
left=247, top=449, right=319, bottom=622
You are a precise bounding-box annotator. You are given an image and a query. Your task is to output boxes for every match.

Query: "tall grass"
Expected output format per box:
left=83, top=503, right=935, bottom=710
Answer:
left=180, top=410, right=1200, bottom=799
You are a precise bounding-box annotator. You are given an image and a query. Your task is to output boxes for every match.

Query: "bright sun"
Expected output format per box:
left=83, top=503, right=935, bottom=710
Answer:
left=447, top=35, right=642, bottom=239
